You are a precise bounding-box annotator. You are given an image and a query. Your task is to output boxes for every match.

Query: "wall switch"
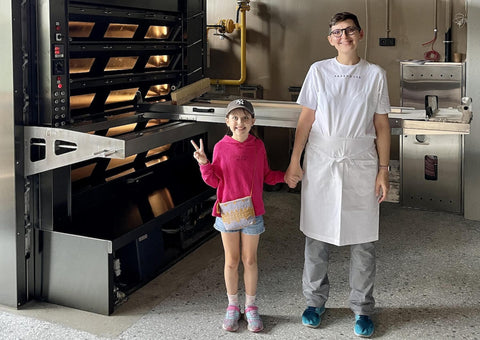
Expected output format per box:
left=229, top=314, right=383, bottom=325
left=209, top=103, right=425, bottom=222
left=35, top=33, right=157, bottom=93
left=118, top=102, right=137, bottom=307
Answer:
left=379, top=37, right=396, bottom=46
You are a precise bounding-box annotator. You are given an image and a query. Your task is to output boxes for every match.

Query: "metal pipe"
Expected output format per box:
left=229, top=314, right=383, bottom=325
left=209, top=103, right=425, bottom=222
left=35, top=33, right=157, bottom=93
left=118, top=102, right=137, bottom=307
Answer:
left=210, top=2, right=249, bottom=86
left=444, top=0, right=453, bottom=61
left=386, top=0, right=390, bottom=38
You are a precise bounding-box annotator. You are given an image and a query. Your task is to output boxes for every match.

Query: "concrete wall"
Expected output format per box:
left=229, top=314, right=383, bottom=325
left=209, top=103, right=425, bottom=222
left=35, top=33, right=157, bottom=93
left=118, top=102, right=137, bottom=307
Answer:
left=205, top=0, right=468, bottom=173
left=206, top=0, right=467, bottom=106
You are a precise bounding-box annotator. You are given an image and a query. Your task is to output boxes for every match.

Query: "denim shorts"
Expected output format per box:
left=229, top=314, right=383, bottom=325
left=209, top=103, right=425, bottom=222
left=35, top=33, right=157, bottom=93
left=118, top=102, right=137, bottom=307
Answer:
left=214, top=216, right=265, bottom=235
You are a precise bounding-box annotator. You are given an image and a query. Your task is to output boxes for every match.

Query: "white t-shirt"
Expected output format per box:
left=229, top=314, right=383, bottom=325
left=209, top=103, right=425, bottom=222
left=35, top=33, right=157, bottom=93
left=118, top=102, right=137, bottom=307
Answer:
left=297, top=57, right=391, bottom=138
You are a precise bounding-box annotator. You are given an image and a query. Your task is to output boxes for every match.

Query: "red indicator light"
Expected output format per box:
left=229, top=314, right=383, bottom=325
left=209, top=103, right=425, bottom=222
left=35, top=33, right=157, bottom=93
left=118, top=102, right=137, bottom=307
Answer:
left=56, top=26, right=61, bottom=31
left=57, top=84, right=63, bottom=89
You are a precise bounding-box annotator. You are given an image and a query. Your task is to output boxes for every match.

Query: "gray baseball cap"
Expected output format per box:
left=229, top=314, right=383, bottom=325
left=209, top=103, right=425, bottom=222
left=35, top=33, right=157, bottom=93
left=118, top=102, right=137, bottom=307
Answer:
left=226, top=99, right=255, bottom=117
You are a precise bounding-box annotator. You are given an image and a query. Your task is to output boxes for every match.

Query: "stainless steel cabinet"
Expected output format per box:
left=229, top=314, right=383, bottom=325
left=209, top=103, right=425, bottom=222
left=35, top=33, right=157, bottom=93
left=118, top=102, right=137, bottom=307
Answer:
left=400, top=62, right=465, bottom=213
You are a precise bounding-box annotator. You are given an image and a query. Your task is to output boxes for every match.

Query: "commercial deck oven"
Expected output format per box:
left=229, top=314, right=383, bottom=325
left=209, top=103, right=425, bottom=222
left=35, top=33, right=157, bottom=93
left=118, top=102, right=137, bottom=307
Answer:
left=400, top=61, right=466, bottom=213
left=1, top=0, right=214, bottom=315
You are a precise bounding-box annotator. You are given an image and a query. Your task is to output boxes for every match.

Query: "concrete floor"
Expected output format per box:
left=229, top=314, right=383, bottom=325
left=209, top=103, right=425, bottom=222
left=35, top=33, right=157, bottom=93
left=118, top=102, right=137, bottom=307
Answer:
left=1, top=188, right=480, bottom=339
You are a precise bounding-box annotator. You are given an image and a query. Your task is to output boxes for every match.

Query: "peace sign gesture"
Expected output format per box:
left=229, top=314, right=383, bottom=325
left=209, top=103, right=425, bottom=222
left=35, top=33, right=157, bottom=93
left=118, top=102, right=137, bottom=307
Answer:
left=191, top=138, right=208, bottom=165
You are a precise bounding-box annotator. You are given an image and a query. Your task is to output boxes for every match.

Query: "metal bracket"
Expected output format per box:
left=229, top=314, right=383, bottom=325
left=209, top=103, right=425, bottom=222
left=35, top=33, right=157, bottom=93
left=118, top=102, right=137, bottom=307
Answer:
left=24, top=126, right=125, bottom=176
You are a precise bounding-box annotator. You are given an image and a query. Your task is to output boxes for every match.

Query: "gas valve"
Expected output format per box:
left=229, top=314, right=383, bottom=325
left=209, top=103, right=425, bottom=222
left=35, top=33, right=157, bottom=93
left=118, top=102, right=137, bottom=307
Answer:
left=217, top=19, right=235, bottom=34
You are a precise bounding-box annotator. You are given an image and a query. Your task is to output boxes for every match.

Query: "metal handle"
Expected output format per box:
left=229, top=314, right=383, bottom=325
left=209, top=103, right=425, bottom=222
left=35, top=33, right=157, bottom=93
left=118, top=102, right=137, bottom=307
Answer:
left=193, top=107, right=214, bottom=113
left=126, top=171, right=154, bottom=184
left=93, top=149, right=118, bottom=157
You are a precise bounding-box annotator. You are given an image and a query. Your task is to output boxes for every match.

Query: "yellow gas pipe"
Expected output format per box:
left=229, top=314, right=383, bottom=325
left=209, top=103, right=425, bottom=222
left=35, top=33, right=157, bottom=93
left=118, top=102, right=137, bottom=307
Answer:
left=210, top=2, right=249, bottom=86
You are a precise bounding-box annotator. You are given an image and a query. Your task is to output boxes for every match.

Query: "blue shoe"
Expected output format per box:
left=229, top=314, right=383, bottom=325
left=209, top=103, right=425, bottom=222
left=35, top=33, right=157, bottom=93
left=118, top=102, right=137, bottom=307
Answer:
left=354, top=315, right=374, bottom=338
left=301, top=306, right=325, bottom=328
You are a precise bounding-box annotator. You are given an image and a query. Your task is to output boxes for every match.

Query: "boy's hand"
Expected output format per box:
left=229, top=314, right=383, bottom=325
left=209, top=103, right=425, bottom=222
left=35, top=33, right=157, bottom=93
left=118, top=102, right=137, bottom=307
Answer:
left=285, top=162, right=303, bottom=188
left=375, top=169, right=390, bottom=203
left=191, top=139, right=208, bottom=165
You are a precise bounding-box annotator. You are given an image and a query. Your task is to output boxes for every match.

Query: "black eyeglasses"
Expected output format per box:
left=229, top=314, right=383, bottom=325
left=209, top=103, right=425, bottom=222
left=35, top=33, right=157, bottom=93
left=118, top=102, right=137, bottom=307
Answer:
left=329, top=26, right=360, bottom=38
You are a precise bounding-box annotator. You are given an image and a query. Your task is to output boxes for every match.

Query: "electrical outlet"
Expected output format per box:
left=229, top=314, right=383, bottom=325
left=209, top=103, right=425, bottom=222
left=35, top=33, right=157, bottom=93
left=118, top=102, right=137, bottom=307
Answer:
left=379, top=37, right=396, bottom=46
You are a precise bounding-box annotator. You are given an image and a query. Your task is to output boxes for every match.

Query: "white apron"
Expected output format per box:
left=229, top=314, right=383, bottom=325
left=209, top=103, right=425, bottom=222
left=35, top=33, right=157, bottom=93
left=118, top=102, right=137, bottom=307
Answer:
left=300, top=134, right=379, bottom=246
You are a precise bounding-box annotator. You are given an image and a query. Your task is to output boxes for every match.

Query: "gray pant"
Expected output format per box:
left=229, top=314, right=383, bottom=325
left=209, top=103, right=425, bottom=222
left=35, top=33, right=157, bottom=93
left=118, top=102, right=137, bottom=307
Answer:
left=302, top=236, right=376, bottom=316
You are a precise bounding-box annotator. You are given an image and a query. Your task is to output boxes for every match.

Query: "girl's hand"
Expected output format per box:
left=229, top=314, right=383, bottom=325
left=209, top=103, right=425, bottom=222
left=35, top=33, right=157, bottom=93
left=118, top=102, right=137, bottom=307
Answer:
left=191, top=139, right=209, bottom=165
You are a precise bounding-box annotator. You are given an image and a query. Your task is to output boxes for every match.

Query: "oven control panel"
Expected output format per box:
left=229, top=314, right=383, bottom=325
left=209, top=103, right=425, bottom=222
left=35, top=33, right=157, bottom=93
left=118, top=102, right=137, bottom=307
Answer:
left=38, top=0, right=70, bottom=127
left=52, top=25, right=68, bottom=127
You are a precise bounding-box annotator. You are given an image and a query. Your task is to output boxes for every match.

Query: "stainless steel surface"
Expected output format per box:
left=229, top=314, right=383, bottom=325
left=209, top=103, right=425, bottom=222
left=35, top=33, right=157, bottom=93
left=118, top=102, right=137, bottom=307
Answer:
left=39, top=230, right=113, bottom=315
left=24, top=121, right=209, bottom=176
left=24, top=126, right=125, bottom=176
left=142, top=100, right=302, bottom=128
left=400, top=61, right=465, bottom=108
left=464, top=1, right=480, bottom=221
left=401, top=134, right=462, bottom=212
left=400, top=62, right=465, bottom=213
left=0, top=0, right=26, bottom=308
left=143, top=100, right=471, bottom=134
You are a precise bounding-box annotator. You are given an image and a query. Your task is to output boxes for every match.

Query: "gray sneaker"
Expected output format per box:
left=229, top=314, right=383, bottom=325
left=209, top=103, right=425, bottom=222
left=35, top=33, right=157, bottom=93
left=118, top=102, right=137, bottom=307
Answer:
left=222, top=305, right=240, bottom=332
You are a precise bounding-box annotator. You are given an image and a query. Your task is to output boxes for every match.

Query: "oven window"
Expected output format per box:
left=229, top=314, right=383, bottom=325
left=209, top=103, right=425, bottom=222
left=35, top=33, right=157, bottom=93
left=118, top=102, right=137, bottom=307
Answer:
left=145, top=145, right=170, bottom=167
left=104, top=24, right=138, bottom=38
left=71, top=164, right=96, bottom=182
left=106, top=123, right=137, bottom=137
left=146, top=84, right=170, bottom=98
left=106, top=169, right=135, bottom=181
left=69, top=21, right=95, bottom=38
left=106, top=155, right=136, bottom=171
left=147, top=145, right=171, bottom=156
left=145, top=26, right=170, bottom=39
left=70, top=58, right=95, bottom=74
left=70, top=93, right=95, bottom=110
left=148, top=188, right=175, bottom=217
left=105, top=88, right=139, bottom=105
left=105, top=57, right=139, bottom=72
left=145, top=55, right=171, bottom=69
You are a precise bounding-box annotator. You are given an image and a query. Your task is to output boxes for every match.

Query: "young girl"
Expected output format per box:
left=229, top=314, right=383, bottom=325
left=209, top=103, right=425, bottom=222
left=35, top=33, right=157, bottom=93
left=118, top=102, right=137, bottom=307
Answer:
left=191, top=99, right=285, bottom=333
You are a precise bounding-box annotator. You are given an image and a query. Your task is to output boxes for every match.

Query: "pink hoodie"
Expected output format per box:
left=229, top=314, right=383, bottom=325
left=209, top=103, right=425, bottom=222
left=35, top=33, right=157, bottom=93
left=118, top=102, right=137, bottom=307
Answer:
left=199, top=134, right=285, bottom=217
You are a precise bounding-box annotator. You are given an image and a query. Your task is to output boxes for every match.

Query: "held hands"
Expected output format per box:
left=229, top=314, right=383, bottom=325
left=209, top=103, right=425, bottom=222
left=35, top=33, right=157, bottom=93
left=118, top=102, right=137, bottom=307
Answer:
left=191, top=139, right=209, bottom=165
left=285, top=162, right=304, bottom=188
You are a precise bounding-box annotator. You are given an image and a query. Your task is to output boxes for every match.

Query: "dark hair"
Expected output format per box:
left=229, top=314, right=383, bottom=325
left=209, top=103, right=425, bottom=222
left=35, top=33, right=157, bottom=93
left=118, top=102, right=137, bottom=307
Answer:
left=329, top=12, right=361, bottom=31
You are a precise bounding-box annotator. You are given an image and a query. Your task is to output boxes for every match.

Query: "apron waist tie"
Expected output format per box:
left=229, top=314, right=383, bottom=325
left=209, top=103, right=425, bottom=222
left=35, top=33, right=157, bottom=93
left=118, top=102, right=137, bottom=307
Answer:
left=307, top=135, right=376, bottom=178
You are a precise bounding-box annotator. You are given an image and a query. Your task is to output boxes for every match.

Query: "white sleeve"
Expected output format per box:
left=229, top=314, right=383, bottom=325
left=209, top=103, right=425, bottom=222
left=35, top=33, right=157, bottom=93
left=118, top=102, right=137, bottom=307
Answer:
left=376, top=69, right=391, bottom=114
left=296, top=64, right=319, bottom=111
